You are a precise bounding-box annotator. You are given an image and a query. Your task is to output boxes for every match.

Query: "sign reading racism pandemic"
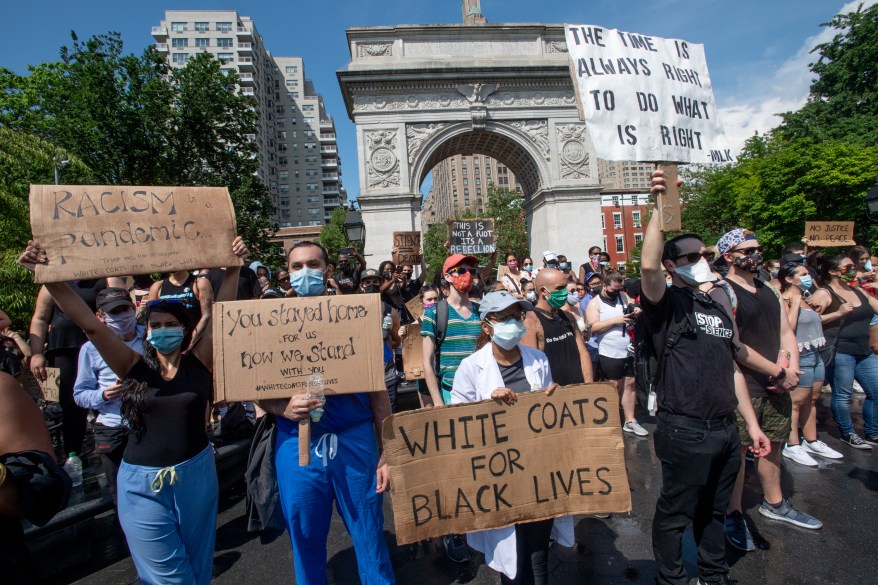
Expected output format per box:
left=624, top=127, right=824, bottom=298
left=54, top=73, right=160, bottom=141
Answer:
left=448, top=218, right=495, bottom=255
left=400, top=323, right=425, bottom=381
left=22, top=367, right=61, bottom=403
left=383, top=383, right=632, bottom=544
left=29, top=185, right=239, bottom=283
left=805, top=221, right=856, bottom=247
left=393, top=231, right=422, bottom=266
left=212, top=295, right=386, bottom=402
left=565, top=25, right=733, bottom=164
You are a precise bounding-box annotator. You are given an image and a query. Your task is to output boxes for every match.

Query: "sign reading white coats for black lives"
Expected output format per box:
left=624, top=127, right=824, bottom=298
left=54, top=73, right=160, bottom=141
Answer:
left=212, top=295, right=386, bottom=402
left=565, top=24, right=734, bottom=164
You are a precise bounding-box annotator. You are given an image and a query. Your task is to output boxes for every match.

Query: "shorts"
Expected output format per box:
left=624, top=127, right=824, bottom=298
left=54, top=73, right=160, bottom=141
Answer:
left=796, top=350, right=825, bottom=388
left=736, top=392, right=792, bottom=445
left=599, top=355, right=634, bottom=381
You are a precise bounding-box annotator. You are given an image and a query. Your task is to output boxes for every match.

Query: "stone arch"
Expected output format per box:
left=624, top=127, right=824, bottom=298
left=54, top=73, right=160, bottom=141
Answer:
left=407, top=121, right=551, bottom=197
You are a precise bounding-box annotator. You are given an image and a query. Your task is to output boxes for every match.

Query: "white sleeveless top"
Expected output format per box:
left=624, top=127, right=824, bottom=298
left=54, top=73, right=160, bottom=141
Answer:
left=596, top=294, right=629, bottom=359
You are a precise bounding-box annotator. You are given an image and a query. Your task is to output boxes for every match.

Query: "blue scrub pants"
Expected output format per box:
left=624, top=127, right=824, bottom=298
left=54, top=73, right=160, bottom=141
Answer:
left=117, top=445, right=218, bottom=585
left=275, top=421, right=395, bottom=584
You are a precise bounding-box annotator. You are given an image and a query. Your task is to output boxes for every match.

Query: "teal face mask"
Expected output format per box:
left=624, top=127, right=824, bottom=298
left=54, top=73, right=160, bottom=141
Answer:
left=147, top=327, right=185, bottom=354
left=544, top=288, right=568, bottom=310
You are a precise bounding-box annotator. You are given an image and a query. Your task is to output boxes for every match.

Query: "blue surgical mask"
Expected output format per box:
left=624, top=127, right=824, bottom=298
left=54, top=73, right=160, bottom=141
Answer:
left=559, top=262, right=570, bottom=270
left=599, top=261, right=610, bottom=267
left=488, top=319, right=527, bottom=350
left=798, top=275, right=814, bottom=291
left=546, top=263, right=558, bottom=270
left=866, top=261, right=874, bottom=272
left=290, top=267, right=326, bottom=297
left=147, top=327, right=185, bottom=354
left=523, top=264, right=533, bottom=272
left=567, top=293, right=580, bottom=305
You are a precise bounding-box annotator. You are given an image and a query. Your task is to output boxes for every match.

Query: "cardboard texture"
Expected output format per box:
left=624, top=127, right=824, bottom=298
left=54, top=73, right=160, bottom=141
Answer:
left=405, top=296, right=424, bottom=322
left=382, top=383, right=632, bottom=545
left=21, top=368, right=61, bottom=402
left=401, top=323, right=425, bottom=380
left=656, top=163, right=682, bottom=232
left=29, top=185, right=239, bottom=283
left=212, top=294, right=386, bottom=402
left=805, top=221, right=856, bottom=247
left=393, top=231, right=422, bottom=266
left=447, top=218, right=496, bottom=255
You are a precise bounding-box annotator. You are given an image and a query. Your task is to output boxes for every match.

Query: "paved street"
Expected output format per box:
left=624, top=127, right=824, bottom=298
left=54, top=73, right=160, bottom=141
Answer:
left=45, top=393, right=877, bottom=585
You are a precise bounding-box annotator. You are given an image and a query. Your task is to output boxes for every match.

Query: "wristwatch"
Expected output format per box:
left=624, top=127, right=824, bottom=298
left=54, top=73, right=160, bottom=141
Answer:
left=768, top=368, right=787, bottom=384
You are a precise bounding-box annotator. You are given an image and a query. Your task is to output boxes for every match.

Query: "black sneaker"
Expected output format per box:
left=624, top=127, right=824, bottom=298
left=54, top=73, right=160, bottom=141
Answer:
left=865, top=435, right=878, bottom=446
left=842, top=433, right=873, bottom=450
left=443, top=534, right=470, bottom=563
left=724, top=511, right=755, bottom=552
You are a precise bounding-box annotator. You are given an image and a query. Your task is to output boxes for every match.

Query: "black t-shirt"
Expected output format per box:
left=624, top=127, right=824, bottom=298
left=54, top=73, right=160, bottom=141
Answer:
left=201, top=267, right=261, bottom=300
left=0, top=348, right=21, bottom=377
left=48, top=279, right=108, bottom=352
left=533, top=308, right=584, bottom=386
left=122, top=354, right=212, bottom=467
left=642, top=286, right=737, bottom=419
left=499, top=358, right=531, bottom=393
left=727, top=279, right=781, bottom=398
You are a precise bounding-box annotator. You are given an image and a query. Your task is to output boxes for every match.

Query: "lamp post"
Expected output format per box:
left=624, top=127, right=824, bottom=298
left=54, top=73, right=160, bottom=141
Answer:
left=53, top=156, right=69, bottom=185
left=344, top=208, right=365, bottom=248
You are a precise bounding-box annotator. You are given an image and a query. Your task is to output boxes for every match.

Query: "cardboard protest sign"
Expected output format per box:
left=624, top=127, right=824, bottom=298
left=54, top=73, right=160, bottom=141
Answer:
left=383, top=383, right=632, bottom=544
left=401, top=323, right=425, bottom=381
left=805, top=221, right=856, bottom=247
left=29, top=185, right=239, bottom=283
left=393, top=231, right=422, bottom=266
left=21, top=368, right=61, bottom=402
left=212, top=294, right=386, bottom=402
left=405, top=296, right=424, bottom=322
left=448, top=218, right=495, bottom=255
left=565, top=25, right=733, bottom=164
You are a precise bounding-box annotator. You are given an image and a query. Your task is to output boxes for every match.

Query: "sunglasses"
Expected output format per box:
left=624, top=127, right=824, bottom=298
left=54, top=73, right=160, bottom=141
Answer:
left=448, top=266, right=478, bottom=276
left=147, top=298, right=184, bottom=308
left=730, top=246, right=763, bottom=255
left=673, top=251, right=715, bottom=263
left=488, top=312, right=525, bottom=323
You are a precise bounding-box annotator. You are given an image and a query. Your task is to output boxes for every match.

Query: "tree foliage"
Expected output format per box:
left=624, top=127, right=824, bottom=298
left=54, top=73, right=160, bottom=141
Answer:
left=485, top=185, right=528, bottom=263
left=319, top=207, right=350, bottom=260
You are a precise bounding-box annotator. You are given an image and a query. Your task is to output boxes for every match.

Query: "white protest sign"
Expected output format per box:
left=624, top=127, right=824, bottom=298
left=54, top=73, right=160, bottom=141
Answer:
left=565, top=24, right=733, bottom=164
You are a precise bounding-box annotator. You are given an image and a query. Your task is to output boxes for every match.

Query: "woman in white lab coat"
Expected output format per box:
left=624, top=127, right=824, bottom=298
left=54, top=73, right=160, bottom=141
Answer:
left=451, top=291, right=574, bottom=585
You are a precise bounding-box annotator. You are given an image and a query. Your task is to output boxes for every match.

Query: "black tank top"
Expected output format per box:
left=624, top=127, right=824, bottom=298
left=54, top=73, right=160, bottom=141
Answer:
left=48, top=279, right=108, bottom=352
left=728, top=279, right=781, bottom=398
left=827, top=287, right=873, bottom=356
left=159, top=273, right=201, bottom=325
left=122, top=354, right=211, bottom=467
left=533, top=308, right=584, bottom=386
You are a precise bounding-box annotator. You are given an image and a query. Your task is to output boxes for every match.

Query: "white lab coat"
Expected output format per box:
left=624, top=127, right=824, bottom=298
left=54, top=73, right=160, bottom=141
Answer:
left=450, top=343, right=575, bottom=580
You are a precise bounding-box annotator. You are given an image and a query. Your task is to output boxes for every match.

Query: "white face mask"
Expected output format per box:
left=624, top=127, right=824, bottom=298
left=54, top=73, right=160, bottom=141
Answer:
left=673, top=258, right=717, bottom=285
left=488, top=319, right=527, bottom=350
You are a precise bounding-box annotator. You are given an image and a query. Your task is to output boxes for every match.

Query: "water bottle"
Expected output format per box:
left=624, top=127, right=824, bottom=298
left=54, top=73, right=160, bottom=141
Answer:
left=382, top=313, right=393, bottom=332
left=64, top=452, right=83, bottom=487
left=306, top=372, right=326, bottom=422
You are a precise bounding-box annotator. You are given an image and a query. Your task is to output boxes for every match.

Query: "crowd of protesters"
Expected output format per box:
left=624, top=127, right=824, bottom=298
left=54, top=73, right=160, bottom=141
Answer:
left=2, top=171, right=877, bottom=584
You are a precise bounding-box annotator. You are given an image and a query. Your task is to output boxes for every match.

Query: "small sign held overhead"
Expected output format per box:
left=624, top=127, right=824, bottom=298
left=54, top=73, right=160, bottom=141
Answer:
left=805, top=221, right=856, bottom=247
left=447, top=218, right=495, bottom=255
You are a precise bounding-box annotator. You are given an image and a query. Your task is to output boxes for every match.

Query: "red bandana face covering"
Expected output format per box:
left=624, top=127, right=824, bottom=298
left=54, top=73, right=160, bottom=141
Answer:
left=451, top=271, right=474, bottom=294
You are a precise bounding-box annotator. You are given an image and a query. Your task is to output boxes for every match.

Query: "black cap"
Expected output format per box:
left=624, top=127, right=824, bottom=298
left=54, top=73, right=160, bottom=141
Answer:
left=96, top=288, right=134, bottom=312
left=360, top=268, right=380, bottom=280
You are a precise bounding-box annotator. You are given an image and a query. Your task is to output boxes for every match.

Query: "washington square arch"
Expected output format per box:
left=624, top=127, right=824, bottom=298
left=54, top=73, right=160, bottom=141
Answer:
left=337, top=7, right=605, bottom=262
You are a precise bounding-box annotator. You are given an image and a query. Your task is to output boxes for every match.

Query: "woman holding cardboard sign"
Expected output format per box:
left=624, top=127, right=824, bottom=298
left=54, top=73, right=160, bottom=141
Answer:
left=19, top=236, right=248, bottom=585
left=450, top=290, right=572, bottom=585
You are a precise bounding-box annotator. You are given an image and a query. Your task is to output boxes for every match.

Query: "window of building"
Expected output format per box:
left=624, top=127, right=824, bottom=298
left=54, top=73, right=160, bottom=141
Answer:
left=485, top=166, right=491, bottom=175
left=309, top=220, right=322, bottom=226
left=304, top=155, right=317, bottom=163
left=464, top=188, right=469, bottom=196
left=276, top=106, right=285, bottom=114
left=216, top=22, right=232, bottom=32
left=171, top=22, right=188, bottom=32
left=615, top=235, right=624, bottom=253
left=303, top=130, right=315, bottom=138
left=613, top=212, right=622, bottom=229
left=277, top=131, right=286, bottom=139
left=216, top=37, right=233, bottom=48
left=278, top=156, right=288, bottom=165
left=172, top=53, right=188, bottom=64
left=303, top=117, right=314, bottom=124
left=278, top=171, right=289, bottom=180
left=305, top=195, right=319, bottom=203
left=603, top=236, right=608, bottom=252
left=302, top=104, right=315, bottom=111
left=217, top=53, right=233, bottom=63
left=463, top=178, right=468, bottom=186
left=286, top=80, right=298, bottom=88
left=601, top=214, right=606, bottom=229
left=462, top=167, right=468, bottom=176
left=306, top=183, right=319, bottom=191
left=612, top=195, right=620, bottom=206
left=281, top=209, right=290, bottom=218
left=308, top=208, right=320, bottom=216
left=305, top=169, right=318, bottom=177
left=195, top=38, right=209, bottom=48
left=194, top=22, right=209, bottom=32
left=634, top=233, right=643, bottom=246
left=277, top=143, right=288, bottom=151
left=632, top=211, right=642, bottom=228
left=285, top=66, right=298, bottom=74
left=476, top=188, right=482, bottom=196
left=290, top=117, right=297, bottom=125
left=475, top=178, right=480, bottom=185
left=465, top=199, right=470, bottom=206
left=304, top=143, right=317, bottom=150
left=287, top=92, right=299, bottom=99
left=473, top=157, right=479, bottom=165
left=171, top=38, right=188, bottom=48
left=279, top=185, right=290, bottom=194
left=280, top=197, right=290, bottom=206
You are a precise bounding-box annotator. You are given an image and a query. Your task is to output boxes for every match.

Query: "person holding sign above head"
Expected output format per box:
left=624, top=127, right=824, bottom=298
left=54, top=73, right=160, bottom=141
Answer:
left=258, top=241, right=395, bottom=585
left=640, top=171, right=771, bottom=585
left=18, top=235, right=249, bottom=585
left=450, top=290, right=569, bottom=585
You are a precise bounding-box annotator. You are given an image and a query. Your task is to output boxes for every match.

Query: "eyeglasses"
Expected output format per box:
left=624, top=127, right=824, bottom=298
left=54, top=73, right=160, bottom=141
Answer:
left=448, top=266, right=478, bottom=277
left=730, top=246, right=763, bottom=255
left=673, top=251, right=714, bottom=263
left=488, top=313, right=524, bottom=323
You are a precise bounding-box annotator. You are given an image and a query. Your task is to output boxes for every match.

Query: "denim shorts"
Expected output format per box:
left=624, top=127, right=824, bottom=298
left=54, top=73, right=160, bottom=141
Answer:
left=797, top=350, right=825, bottom=388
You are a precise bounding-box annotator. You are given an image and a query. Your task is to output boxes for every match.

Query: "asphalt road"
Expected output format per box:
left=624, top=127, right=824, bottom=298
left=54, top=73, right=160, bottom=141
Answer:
left=48, top=393, right=878, bottom=585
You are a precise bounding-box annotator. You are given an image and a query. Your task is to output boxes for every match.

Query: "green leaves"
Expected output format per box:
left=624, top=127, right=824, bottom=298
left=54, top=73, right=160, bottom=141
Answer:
left=319, top=207, right=351, bottom=260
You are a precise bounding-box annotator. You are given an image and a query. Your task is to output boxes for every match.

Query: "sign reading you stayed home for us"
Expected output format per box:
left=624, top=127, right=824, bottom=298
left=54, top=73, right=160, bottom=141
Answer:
left=564, top=25, right=733, bottom=164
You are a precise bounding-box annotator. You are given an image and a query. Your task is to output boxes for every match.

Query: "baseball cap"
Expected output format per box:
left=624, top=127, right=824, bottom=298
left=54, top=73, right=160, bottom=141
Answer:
left=360, top=268, right=381, bottom=280
left=543, top=251, right=559, bottom=263
left=478, top=291, right=534, bottom=320
left=443, top=253, right=478, bottom=274
left=96, top=288, right=134, bottom=312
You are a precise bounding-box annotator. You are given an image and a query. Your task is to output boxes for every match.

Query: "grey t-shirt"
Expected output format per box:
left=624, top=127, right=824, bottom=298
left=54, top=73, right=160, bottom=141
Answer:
left=499, top=359, right=531, bottom=393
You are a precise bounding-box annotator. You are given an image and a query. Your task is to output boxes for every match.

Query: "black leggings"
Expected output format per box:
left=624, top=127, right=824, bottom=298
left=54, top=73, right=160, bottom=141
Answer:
left=50, top=348, right=88, bottom=455
left=500, top=518, right=554, bottom=585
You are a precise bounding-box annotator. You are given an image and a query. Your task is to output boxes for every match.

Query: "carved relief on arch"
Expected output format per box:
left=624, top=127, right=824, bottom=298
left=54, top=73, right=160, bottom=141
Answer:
left=508, top=120, right=550, bottom=162
left=357, top=42, right=393, bottom=58
left=365, top=130, right=401, bottom=189
left=406, top=123, right=451, bottom=165
left=556, top=124, right=591, bottom=179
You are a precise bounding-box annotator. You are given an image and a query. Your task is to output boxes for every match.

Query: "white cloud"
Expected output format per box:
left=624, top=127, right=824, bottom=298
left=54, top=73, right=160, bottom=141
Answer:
left=718, top=0, right=876, bottom=154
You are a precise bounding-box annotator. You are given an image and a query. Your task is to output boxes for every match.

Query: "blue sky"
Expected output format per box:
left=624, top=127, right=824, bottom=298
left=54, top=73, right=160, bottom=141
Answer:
left=1, top=1, right=873, bottom=201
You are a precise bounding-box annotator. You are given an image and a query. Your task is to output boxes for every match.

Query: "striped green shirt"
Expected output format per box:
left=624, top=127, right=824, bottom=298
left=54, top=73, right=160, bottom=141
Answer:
left=421, top=302, right=482, bottom=404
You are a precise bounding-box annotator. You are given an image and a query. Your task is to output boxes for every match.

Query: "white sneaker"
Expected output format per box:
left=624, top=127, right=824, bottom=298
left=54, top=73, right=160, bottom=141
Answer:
left=803, top=439, right=844, bottom=460
left=782, top=444, right=818, bottom=467
left=623, top=420, right=649, bottom=436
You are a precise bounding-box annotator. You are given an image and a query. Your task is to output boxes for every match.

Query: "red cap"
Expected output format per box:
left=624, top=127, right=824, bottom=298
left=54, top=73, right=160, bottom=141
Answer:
left=443, top=253, right=479, bottom=274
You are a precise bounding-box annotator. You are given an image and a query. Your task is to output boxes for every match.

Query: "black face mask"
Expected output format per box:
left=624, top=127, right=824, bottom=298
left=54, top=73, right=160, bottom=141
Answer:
left=339, top=261, right=353, bottom=276
left=382, top=271, right=394, bottom=281
left=604, top=289, right=620, bottom=301
left=363, top=284, right=380, bottom=294
left=589, top=286, right=601, bottom=296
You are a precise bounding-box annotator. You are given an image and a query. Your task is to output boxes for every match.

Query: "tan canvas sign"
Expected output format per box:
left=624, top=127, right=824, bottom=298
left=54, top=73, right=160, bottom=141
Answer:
left=393, top=231, right=422, bottom=266
left=29, top=185, right=239, bottom=283
left=405, top=296, right=424, bottom=322
left=22, top=367, right=61, bottom=402
left=382, top=383, right=632, bottom=544
left=805, top=221, right=856, bottom=247
left=212, top=294, right=386, bottom=402
left=448, top=218, right=496, bottom=255
left=401, top=323, right=425, bottom=381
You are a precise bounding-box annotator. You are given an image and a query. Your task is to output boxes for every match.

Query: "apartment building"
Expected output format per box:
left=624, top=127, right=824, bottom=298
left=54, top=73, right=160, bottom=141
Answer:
left=151, top=10, right=344, bottom=227
left=597, top=160, right=655, bottom=190
left=424, top=154, right=521, bottom=225
left=599, top=191, right=651, bottom=269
